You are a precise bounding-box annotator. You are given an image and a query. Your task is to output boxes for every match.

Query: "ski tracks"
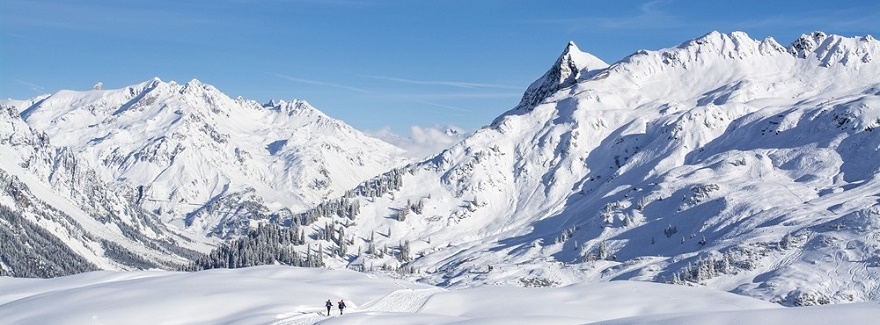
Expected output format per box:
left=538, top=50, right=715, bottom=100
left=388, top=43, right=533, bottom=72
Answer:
left=270, top=310, right=325, bottom=325
left=272, top=287, right=444, bottom=325
left=360, top=287, right=444, bottom=313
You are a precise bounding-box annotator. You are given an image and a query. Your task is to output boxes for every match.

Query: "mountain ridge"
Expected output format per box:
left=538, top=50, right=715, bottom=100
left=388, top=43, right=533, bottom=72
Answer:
left=4, top=30, right=880, bottom=307
left=15, top=79, right=408, bottom=237
left=0, top=104, right=203, bottom=277
left=259, top=30, right=880, bottom=305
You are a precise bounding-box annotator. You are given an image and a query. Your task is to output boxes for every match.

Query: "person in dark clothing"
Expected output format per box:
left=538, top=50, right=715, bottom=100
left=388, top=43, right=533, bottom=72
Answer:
left=338, top=299, right=346, bottom=315
left=325, top=299, right=333, bottom=316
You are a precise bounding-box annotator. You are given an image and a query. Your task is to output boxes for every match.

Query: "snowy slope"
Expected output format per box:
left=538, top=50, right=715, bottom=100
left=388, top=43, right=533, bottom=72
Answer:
left=5, top=30, right=879, bottom=307
left=16, top=80, right=406, bottom=236
left=248, top=31, right=880, bottom=306
left=1, top=266, right=877, bottom=324
left=0, top=105, right=205, bottom=276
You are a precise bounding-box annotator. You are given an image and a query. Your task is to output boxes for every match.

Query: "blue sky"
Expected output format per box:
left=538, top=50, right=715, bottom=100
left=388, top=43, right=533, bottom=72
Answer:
left=2, top=0, right=878, bottom=135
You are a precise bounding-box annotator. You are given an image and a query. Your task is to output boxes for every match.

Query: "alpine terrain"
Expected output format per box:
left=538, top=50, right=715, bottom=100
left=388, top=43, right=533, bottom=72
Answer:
left=14, top=79, right=407, bottom=237
left=0, top=104, right=203, bottom=277
left=2, top=30, right=880, bottom=308
left=193, top=31, right=878, bottom=306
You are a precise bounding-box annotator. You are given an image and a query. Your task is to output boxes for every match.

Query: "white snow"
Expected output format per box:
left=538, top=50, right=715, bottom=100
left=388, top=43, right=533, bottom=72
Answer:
left=0, top=105, right=210, bottom=270
left=300, top=30, right=880, bottom=306
left=16, top=79, right=408, bottom=235
left=3, top=30, right=880, bottom=312
left=0, top=266, right=877, bottom=324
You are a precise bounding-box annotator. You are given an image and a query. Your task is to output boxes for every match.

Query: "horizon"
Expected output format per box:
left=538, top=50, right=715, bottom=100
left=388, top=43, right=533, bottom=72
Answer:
left=2, top=0, right=878, bottom=137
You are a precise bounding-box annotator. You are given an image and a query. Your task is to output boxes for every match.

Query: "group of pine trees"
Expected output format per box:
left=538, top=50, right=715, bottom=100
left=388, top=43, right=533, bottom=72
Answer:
left=185, top=223, right=325, bottom=270
left=670, top=247, right=760, bottom=284
left=187, top=167, right=411, bottom=271
left=294, top=167, right=406, bottom=226
left=2, top=165, right=415, bottom=275
left=0, top=205, right=99, bottom=277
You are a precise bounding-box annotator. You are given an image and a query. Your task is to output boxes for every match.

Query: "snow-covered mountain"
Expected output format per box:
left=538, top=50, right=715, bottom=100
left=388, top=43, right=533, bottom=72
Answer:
left=5, top=30, right=879, bottom=307
left=14, top=79, right=407, bottom=237
left=0, top=105, right=204, bottom=277
left=209, top=31, right=879, bottom=306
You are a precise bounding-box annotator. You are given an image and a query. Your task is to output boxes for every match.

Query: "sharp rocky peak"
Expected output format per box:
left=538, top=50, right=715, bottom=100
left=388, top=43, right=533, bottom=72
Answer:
left=507, top=41, right=609, bottom=113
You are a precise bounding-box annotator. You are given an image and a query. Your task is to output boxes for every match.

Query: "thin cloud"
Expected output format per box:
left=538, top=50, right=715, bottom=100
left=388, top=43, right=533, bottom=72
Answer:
left=530, top=0, right=683, bottom=31
left=14, top=79, right=44, bottom=92
left=599, top=0, right=681, bottom=29
left=368, top=124, right=466, bottom=160
left=414, top=100, right=472, bottom=113
left=530, top=1, right=879, bottom=36
left=270, top=73, right=370, bottom=93
left=365, top=75, right=522, bottom=90
left=227, top=0, right=376, bottom=6
left=384, top=92, right=521, bottom=100
left=728, top=7, right=880, bottom=32
left=3, top=0, right=220, bottom=31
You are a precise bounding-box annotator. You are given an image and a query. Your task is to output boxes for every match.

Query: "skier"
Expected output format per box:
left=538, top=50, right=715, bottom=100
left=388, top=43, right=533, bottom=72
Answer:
left=325, top=299, right=333, bottom=316
left=338, top=299, right=346, bottom=315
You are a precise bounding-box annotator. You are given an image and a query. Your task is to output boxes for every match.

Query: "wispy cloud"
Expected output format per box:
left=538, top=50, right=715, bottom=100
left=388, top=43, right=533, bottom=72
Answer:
left=368, top=124, right=466, bottom=160
left=413, top=100, right=472, bottom=113
left=597, top=0, right=682, bottom=29
left=728, top=7, right=880, bottom=32
left=530, top=1, right=879, bottom=36
left=226, top=0, right=375, bottom=6
left=14, top=79, right=44, bottom=92
left=365, top=75, right=522, bottom=90
left=270, top=73, right=370, bottom=93
left=380, top=92, right=521, bottom=102
left=531, top=0, right=683, bottom=31
left=3, top=0, right=222, bottom=32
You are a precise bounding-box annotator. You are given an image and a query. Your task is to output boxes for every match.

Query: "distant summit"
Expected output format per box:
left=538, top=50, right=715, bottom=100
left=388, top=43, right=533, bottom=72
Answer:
left=14, top=79, right=407, bottom=237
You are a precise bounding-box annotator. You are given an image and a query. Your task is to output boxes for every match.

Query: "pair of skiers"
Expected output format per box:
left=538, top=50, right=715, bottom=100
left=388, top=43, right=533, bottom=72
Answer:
left=325, top=299, right=346, bottom=316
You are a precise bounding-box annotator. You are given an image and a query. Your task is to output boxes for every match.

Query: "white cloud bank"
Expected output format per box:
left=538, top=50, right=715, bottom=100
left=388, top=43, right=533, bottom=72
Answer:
left=371, top=125, right=467, bottom=160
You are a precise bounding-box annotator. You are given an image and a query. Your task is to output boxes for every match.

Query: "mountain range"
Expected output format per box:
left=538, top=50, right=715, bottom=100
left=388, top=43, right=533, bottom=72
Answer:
left=14, top=79, right=406, bottom=237
left=2, top=30, right=879, bottom=306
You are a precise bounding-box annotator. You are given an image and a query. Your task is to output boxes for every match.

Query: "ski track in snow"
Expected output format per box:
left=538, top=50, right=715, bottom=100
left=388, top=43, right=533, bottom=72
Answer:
left=272, top=287, right=444, bottom=325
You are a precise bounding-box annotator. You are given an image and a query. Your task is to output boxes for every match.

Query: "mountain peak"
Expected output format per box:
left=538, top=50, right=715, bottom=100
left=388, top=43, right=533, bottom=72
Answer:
left=789, top=31, right=878, bottom=65
left=180, top=78, right=206, bottom=93
left=506, top=41, right=609, bottom=113
left=675, top=30, right=783, bottom=58
left=132, top=77, right=163, bottom=91
left=789, top=31, right=828, bottom=58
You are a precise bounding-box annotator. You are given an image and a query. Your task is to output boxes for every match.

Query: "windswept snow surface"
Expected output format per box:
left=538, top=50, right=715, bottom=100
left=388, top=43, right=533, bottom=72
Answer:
left=6, top=265, right=875, bottom=325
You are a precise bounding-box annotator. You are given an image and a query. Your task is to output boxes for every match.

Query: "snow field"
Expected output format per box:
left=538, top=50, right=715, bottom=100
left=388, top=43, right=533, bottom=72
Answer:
left=4, top=266, right=875, bottom=325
